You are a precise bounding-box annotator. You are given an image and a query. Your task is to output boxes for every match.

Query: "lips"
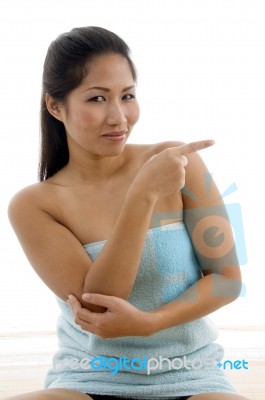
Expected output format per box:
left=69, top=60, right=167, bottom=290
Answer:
left=102, top=131, right=127, bottom=141
left=103, top=131, right=127, bottom=137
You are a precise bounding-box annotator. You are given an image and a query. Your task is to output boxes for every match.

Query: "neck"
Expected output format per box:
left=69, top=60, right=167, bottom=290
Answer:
left=63, top=148, right=127, bottom=184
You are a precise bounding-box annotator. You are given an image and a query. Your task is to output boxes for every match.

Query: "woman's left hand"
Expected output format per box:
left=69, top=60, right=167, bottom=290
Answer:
left=67, top=293, right=155, bottom=339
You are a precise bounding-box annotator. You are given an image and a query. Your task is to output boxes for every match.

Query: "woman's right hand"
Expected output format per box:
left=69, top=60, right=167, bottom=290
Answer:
left=130, top=140, right=215, bottom=199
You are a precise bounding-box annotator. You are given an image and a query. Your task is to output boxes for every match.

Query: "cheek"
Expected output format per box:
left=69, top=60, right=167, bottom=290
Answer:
left=129, top=103, right=140, bottom=125
left=72, top=107, right=101, bottom=129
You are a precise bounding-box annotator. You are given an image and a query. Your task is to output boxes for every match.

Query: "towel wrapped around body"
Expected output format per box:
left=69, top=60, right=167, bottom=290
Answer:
left=44, top=222, right=236, bottom=398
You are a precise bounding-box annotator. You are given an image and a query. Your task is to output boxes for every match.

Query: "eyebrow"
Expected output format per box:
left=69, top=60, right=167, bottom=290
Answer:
left=84, top=85, right=135, bottom=93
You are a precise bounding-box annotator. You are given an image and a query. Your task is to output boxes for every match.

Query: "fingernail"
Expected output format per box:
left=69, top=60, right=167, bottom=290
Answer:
left=68, top=295, right=74, bottom=302
left=82, top=293, right=90, bottom=300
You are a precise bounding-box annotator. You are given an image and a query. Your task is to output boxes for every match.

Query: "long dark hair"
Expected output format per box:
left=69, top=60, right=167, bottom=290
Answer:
left=39, top=26, right=137, bottom=181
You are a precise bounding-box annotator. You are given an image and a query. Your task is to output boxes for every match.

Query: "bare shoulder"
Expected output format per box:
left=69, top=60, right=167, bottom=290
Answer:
left=7, top=181, right=59, bottom=232
left=9, top=183, right=43, bottom=215
left=7, top=181, right=93, bottom=302
left=8, top=179, right=70, bottom=245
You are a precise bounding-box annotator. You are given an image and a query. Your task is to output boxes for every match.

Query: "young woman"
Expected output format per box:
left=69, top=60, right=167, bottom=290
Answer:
left=7, top=26, right=249, bottom=400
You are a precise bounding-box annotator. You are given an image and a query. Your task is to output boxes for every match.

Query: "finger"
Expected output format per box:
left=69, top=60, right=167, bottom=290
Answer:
left=178, top=139, right=215, bottom=156
left=68, top=295, right=96, bottom=323
left=82, top=293, right=116, bottom=308
left=76, top=308, right=94, bottom=323
left=68, top=295, right=90, bottom=320
left=68, top=294, right=82, bottom=311
left=68, top=295, right=95, bottom=320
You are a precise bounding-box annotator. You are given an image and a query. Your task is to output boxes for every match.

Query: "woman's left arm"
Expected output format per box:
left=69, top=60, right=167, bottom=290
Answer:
left=148, top=147, right=243, bottom=332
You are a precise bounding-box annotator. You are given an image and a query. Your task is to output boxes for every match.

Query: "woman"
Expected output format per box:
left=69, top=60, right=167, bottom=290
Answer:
left=7, top=26, right=249, bottom=400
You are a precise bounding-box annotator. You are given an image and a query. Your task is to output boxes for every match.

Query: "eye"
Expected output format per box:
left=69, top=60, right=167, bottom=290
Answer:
left=122, top=94, right=135, bottom=101
left=89, top=96, right=106, bottom=102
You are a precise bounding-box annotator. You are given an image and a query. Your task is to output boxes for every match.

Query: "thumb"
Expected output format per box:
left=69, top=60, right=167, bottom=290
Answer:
left=82, top=293, right=115, bottom=308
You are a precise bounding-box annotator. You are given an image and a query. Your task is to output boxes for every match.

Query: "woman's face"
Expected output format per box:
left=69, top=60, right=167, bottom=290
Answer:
left=60, top=53, right=140, bottom=158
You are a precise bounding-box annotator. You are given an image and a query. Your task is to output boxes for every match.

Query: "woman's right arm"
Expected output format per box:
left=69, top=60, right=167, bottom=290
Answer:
left=8, top=185, right=156, bottom=312
left=8, top=140, right=214, bottom=312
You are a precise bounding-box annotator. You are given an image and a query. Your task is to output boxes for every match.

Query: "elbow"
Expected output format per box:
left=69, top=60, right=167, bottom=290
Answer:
left=80, top=287, right=106, bottom=313
left=80, top=271, right=107, bottom=313
left=225, top=280, right=242, bottom=304
left=81, top=296, right=107, bottom=313
left=66, top=291, right=107, bottom=314
left=212, top=273, right=242, bottom=303
left=63, top=289, right=107, bottom=314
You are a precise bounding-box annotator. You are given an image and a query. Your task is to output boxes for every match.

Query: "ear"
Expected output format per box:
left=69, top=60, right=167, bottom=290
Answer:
left=45, top=93, right=64, bottom=122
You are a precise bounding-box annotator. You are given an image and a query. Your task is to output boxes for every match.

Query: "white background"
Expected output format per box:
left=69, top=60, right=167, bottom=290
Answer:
left=0, top=0, right=264, bottom=331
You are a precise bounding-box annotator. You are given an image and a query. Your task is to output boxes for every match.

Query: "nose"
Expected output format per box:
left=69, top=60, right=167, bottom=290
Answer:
left=105, top=100, right=127, bottom=126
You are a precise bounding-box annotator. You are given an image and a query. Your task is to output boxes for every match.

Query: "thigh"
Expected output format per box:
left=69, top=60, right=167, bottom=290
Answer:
left=187, top=393, right=250, bottom=400
left=4, top=388, right=93, bottom=400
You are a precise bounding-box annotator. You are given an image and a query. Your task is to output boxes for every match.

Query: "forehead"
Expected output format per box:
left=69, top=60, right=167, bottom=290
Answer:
left=80, top=54, right=135, bottom=89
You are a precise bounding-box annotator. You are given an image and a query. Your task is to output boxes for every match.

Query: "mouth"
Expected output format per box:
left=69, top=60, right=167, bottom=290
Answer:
left=102, top=131, right=128, bottom=142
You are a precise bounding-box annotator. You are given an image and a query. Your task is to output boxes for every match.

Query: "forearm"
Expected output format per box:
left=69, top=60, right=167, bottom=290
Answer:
left=149, top=273, right=242, bottom=333
left=83, top=188, right=157, bottom=304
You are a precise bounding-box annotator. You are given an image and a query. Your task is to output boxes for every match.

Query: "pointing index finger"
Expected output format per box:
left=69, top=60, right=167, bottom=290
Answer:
left=178, top=139, right=215, bottom=156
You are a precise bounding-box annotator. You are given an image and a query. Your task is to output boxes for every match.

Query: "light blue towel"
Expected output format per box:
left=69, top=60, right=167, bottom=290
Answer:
left=44, top=222, right=237, bottom=398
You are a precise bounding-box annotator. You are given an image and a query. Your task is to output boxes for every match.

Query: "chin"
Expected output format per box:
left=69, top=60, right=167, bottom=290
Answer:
left=100, top=138, right=128, bottom=155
